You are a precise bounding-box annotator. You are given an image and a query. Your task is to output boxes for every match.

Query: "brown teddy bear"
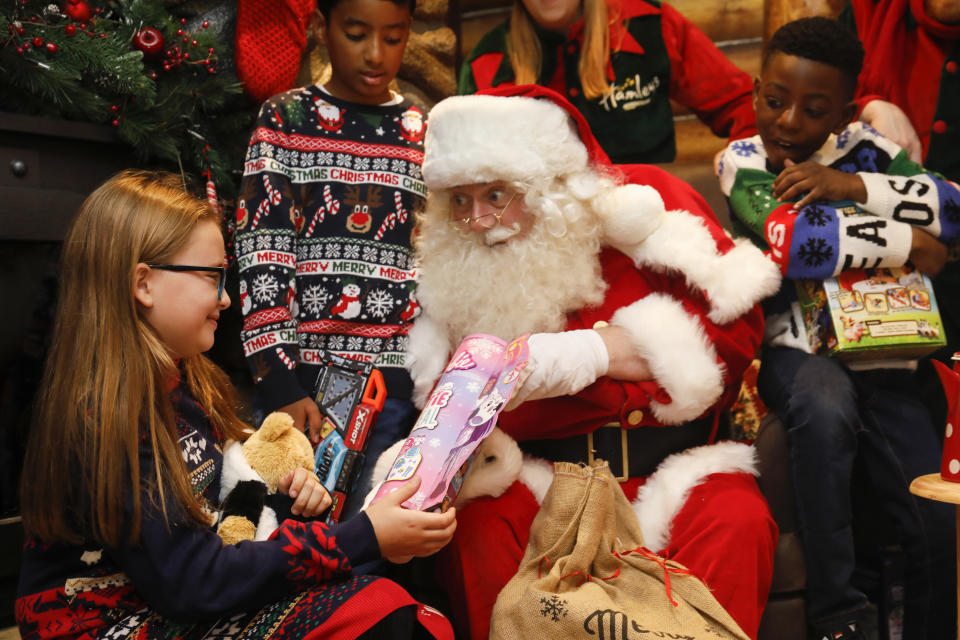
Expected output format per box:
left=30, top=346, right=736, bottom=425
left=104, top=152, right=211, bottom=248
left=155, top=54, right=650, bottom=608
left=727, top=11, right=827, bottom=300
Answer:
left=217, top=411, right=319, bottom=545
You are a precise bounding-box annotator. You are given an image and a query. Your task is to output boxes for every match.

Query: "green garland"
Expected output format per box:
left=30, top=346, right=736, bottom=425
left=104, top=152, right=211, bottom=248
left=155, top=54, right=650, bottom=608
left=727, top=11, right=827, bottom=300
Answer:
left=0, top=0, right=255, bottom=198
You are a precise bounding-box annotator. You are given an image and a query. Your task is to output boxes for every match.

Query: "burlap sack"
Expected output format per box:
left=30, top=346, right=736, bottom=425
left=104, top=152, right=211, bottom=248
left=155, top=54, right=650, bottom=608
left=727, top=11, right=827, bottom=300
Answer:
left=490, top=461, right=750, bottom=640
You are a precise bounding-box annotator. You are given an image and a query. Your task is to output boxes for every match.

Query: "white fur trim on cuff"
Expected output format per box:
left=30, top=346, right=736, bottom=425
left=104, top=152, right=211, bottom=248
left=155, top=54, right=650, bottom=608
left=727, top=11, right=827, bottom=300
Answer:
left=611, top=211, right=781, bottom=324
left=632, top=441, right=757, bottom=553
left=611, top=294, right=724, bottom=424
left=406, top=314, right=452, bottom=409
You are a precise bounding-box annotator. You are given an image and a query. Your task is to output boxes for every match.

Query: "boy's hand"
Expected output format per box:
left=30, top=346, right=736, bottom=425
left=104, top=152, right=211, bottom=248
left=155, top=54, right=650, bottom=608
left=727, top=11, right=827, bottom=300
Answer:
left=908, top=227, right=949, bottom=277
left=277, top=397, right=324, bottom=444
left=279, top=468, right=332, bottom=517
left=365, top=476, right=457, bottom=564
left=773, top=160, right=867, bottom=209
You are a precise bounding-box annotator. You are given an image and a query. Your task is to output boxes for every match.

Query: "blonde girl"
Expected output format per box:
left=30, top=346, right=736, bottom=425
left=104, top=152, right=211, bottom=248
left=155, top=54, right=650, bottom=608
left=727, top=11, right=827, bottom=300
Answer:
left=459, top=0, right=757, bottom=164
left=16, top=170, right=456, bottom=640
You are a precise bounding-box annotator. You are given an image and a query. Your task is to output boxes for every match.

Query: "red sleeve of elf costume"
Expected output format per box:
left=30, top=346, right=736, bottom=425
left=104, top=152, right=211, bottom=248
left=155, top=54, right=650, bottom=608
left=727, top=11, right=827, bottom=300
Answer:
left=660, top=3, right=756, bottom=141
left=497, top=249, right=764, bottom=441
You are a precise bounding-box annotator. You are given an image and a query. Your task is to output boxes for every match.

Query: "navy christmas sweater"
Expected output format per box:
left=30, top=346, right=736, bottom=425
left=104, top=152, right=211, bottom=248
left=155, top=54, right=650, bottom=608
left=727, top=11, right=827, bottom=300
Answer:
left=235, top=86, right=426, bottom=411
left=15, top=379, right=381, bottom=640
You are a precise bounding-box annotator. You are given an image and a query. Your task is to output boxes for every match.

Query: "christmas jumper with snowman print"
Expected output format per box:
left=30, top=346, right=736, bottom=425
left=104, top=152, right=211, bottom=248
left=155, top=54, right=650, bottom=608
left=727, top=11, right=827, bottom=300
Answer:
left=236, top=86, right=426, bottom=411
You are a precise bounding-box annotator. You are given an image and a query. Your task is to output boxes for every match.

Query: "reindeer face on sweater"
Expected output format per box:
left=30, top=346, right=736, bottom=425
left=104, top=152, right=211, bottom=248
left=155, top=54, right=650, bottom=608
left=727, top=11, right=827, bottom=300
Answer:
left=344, top=185, right=383, bottom=234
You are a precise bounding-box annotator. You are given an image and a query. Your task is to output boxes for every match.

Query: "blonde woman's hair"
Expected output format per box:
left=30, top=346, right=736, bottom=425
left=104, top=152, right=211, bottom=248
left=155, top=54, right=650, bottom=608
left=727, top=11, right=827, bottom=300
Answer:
left=21, top=169, right=249, bottom=546
left=507, top=0, right=614, bottom=100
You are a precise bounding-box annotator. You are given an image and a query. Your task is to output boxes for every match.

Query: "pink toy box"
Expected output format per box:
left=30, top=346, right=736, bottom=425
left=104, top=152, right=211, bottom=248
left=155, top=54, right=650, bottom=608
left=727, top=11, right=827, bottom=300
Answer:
left=371, top=334, right=529, bottom=511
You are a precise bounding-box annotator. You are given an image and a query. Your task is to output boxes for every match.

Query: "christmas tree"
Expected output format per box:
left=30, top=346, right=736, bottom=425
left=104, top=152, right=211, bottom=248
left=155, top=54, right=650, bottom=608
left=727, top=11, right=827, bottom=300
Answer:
left=0, top=0, right=255, bottom=199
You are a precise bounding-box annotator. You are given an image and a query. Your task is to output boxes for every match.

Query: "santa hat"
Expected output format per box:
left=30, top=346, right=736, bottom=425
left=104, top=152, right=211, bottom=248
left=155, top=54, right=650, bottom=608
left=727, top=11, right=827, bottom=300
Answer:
left=422, top=85, right=608, bottom=191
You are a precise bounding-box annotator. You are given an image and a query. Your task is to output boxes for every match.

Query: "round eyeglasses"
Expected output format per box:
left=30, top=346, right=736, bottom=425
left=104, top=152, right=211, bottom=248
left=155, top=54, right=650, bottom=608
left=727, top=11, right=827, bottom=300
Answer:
left=147, top=263, right=227, bottom=300
left=450, top=192, right=517, bottom=228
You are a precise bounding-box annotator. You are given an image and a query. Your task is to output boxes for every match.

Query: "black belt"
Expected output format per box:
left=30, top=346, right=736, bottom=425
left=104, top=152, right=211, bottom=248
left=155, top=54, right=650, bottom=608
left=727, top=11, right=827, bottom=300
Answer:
left=520, top=416, right=715, bottom=481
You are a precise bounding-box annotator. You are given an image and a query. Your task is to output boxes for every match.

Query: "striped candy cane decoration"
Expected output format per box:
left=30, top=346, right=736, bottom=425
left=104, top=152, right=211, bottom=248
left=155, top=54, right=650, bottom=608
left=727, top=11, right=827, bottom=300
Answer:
left=205, top=179, right=220, bottom=215
left=251, top=175, right=284, bottom=230
left=305, top=204, right=326, bottom=237
left=374, top=191, right=409, bottom=241
left=251, top=199, right=269, bottom=230
left=323, top=184, right=340, bottom=216
left=263, top=175, right=283, bottom=205
left=275, top=347, right=295, bottom=370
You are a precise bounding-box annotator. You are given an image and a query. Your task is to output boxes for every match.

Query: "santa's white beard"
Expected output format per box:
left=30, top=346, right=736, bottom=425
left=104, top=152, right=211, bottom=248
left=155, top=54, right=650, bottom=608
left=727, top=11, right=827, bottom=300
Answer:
left=415, top=199, right=607, bottom=344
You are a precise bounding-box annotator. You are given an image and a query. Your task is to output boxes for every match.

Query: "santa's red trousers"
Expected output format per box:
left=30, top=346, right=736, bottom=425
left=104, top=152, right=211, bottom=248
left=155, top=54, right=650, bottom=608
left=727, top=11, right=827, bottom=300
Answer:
left=437, top=471, right=777, bottom=640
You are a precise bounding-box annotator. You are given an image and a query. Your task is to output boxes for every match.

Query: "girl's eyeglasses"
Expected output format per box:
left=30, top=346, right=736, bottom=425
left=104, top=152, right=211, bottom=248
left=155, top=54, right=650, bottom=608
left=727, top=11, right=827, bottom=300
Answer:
left=147, top=263, right=226, bottom=300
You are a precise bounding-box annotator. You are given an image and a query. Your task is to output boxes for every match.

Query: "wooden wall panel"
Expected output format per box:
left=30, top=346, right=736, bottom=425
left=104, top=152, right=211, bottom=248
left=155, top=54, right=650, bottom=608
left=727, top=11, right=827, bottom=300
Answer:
left=661, top=0, right=763, bottom=42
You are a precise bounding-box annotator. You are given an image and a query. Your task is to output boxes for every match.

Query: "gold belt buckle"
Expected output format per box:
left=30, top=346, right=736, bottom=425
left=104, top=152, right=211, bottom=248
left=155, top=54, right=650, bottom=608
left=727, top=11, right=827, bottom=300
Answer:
left=586, top=422, right=629, bottom=482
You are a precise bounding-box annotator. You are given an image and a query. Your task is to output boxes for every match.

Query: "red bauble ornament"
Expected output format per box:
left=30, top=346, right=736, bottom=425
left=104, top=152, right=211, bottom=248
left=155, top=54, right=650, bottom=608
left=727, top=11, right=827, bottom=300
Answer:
left=46, top=42, right=57, bottom=53
left=133, top=27, right=164, bottom=57
left=63, top=1, right=91, bottom=22
left=64, top=24, right=76, bottom=35
left=32, top=36, right=43, bottom=47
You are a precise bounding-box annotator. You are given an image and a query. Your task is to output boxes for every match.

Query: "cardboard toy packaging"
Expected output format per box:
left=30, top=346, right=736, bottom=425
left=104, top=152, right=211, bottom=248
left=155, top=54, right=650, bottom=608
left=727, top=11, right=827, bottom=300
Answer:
left=795, top=266, right=946, bottom=362
left=371, top=334, right=529, bottom=512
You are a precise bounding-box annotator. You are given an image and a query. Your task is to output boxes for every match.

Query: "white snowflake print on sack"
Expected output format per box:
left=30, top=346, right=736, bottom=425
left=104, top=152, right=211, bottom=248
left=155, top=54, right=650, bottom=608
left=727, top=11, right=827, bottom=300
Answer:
left=366, top=288, right=395, bottom=318
left=275, top=236, right=292, bottom=251
left=318, top=151, right=334, bottom=165
left=326, top=243, right=342, bottom=258
left=353, top=157, right=371, bottom=171
left=344, top=244, right=360, bottom=259
left=303, top=284, right=331, bottom=315
left=373, top=158, right=389, bottom=171
left=391, top=159, right=406, bottom=173
left=310, top=244, right=323, bottom=258
left=328, top=335, right=345, bottom=349
left=256, top=235, right=272, bottom=250
left=251, top=273, right=279, bottom=303
left=347, top=336, right=364, bottom=351
left=241, top=238, right=255, bottom=254
left=337, top=153, right=352, bottom=167
left=365, top=337, right=383, bottom=351
left=363, top=246, right=379, bottom=261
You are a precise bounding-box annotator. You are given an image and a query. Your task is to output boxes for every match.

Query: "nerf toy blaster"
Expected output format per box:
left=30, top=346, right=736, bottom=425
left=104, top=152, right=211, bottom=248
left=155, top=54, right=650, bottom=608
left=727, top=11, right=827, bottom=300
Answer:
left=312, top=352, right=386, bottom=523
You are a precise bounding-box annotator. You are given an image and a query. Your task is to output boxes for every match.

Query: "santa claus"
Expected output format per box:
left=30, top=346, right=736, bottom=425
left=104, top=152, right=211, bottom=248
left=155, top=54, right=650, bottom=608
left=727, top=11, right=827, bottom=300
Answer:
left=407, top=86, right=783, bottom=640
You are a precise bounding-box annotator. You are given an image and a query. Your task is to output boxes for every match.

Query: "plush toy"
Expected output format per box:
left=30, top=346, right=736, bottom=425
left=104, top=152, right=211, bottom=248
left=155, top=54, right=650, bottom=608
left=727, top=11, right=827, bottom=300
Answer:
left=217, top=411, right=319, bottom=545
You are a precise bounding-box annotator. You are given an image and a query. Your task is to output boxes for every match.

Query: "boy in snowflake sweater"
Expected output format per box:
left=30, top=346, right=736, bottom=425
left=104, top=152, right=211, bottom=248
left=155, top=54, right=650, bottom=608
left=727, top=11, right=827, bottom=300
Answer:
left=234, top=0, right=425, bottom=519
left=717, top=17, right=959, bottom=639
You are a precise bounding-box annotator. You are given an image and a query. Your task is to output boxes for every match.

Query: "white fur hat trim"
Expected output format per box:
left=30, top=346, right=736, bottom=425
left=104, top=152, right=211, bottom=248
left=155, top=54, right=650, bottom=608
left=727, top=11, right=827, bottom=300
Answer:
left=632, top=441, right=758, bottom=553
left=422, top=95, right=589, bottom=191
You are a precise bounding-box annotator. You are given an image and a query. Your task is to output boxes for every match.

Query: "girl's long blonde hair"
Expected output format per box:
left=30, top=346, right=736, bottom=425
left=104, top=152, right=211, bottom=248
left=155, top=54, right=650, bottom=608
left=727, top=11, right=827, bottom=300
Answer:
left=507, top=0, right=613, bottom=100
left=22, top=169, right=249, bottom=546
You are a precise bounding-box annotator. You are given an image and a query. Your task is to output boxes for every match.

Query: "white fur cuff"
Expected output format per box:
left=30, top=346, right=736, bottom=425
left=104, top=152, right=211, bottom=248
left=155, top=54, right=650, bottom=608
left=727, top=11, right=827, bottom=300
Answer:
left=610, top=211, right=781, bottom=324
left=633, top=441, right=757, bottom=553
left=611, top=294, right=724, bottom=424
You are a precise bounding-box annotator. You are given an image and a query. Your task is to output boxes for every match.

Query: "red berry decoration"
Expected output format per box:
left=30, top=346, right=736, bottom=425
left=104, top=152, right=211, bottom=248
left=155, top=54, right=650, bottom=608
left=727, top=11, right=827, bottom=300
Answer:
left=32, top=36, right=43, bottom=47
left=63, top=0, right=91, bottom=22
left=64, top=24, right=76, bottom=35
left=133, top=27, right=164, bottom=58
left=46, top=42, right=57, bottom=53
left=202, top=21, right=209, bottom=28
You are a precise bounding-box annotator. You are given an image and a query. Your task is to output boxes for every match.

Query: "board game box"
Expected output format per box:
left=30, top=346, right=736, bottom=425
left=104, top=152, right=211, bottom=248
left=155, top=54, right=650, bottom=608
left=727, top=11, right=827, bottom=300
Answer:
left=795, top=266, right=946, bottom=361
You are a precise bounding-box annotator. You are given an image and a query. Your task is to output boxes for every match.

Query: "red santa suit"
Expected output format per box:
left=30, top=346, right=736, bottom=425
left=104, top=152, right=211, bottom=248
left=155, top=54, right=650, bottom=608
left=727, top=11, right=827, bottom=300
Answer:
left=409, top=86, right=782, bottom=640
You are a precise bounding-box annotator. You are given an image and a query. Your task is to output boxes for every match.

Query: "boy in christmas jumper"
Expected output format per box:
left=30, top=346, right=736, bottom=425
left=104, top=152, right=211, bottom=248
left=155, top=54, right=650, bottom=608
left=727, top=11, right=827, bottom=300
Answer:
left=717, top=17, right=959, bottom=640
left=235, top=0, right=426, bottom=518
